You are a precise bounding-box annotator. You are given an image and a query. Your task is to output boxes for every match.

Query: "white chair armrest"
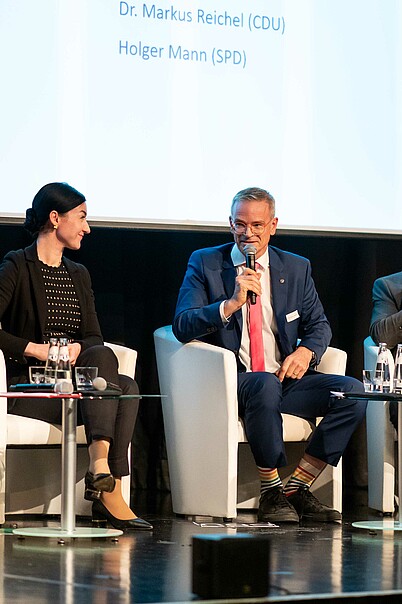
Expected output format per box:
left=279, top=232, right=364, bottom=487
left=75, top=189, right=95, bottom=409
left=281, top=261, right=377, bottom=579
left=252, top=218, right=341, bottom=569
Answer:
left=363, top=336, right=378, bottom=372
left=154, top=326, right=239, bottom=517
left=104, top=342, right=137, bottom=379
left=317, top=346, right=347, bottom=376
left=364, top=335, right=396, bottom=513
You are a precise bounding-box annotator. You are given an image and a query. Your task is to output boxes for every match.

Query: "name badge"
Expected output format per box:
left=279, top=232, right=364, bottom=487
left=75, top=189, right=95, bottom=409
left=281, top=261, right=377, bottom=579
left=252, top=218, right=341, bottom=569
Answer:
left=286, top=310, right=300, bottom=323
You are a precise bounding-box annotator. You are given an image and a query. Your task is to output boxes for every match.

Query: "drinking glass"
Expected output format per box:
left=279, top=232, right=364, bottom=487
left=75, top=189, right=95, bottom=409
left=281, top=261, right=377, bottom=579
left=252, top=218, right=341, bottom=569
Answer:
left=29, top=366, right=46, bottom=384
left=74, top=367, right=98, bottom=391
left=362, top=369, right=384, bottom=393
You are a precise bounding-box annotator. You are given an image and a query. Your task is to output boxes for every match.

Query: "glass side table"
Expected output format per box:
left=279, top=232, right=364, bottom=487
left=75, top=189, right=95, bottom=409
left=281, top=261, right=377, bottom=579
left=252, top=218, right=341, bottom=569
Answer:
left=332, top=390, right=402, bottom=531
left=1, top=391, right=160, bottom=539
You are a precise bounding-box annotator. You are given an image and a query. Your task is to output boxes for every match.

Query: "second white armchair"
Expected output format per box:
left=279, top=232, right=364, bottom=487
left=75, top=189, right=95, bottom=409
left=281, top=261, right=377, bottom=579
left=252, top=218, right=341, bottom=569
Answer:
left=364, top=336, right=396, bottom=514
left=154, top=325, right=346, bottom=520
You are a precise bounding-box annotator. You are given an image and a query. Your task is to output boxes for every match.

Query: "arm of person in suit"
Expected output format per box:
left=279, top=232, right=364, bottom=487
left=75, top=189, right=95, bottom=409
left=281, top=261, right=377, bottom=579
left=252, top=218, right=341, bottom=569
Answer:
left=370, top=275, right=402, bottom=349
left=0, top=251, right=103, bottom=365
left=0, top=252, right=51, bottom=363
left=276, top=259, right=331, bottom=381
left=0, top=250, right=32, bottom=363
left=173, top=248, right=261, bottom=344
left=298, top=260, right=332, bottom=360
left=173, top=249, right=230, bottom=343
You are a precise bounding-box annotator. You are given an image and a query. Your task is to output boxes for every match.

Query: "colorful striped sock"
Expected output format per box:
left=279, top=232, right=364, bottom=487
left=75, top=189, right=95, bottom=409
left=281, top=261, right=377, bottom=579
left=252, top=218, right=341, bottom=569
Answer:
left=257, top=466, right=283, bottom=495
left=283, top=458, right=322, bottom=497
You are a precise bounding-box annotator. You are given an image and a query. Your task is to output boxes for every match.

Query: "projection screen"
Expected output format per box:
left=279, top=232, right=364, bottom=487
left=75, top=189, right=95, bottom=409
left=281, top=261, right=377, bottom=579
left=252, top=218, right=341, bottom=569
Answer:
left=1, top=0, right=401, bottom=233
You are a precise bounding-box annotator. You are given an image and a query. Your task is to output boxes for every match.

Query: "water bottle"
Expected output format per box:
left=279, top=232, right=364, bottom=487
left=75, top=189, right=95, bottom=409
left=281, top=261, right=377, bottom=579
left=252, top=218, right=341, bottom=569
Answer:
left=394, top=344, right=402, bottom=394
left=56, top=337, right=72, bottom=383
left=375, top=343, right=393, bottom=393
left=44, top=337, right=59, bottom=384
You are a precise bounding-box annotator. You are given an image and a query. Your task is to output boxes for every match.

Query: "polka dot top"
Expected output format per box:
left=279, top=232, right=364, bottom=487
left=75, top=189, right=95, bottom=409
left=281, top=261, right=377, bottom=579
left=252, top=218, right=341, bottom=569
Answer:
left=40, top=262, right=81, bottom=342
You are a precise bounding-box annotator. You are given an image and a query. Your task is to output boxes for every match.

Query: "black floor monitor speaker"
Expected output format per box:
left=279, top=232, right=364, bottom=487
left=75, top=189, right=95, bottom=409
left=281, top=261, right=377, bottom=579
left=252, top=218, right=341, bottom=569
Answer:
left=192, top=533, right=270, bottom=599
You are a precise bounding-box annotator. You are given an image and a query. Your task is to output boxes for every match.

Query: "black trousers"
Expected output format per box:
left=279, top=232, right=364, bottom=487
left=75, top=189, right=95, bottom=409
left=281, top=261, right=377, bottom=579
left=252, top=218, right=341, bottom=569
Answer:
left=8, top=345, right=139, bottom=477
left=389, top=401, right=398, bottom=431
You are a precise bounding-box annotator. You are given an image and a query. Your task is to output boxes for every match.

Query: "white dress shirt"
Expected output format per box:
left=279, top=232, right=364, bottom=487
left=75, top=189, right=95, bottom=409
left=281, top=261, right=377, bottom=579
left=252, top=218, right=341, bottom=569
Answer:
left=220, top=245, right=281, bottom=373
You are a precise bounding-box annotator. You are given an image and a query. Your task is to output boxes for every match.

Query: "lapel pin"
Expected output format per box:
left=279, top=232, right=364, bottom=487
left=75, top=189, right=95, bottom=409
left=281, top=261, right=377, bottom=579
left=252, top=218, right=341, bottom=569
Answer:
left=280, top=278, right=285, bottom=284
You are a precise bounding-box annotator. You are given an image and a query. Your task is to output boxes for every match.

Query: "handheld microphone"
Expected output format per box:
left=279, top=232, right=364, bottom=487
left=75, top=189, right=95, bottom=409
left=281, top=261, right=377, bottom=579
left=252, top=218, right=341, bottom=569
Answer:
left=54, top=380, right=74, bottom=394
left=244, top=244, right=257, bottom=305
left=92, top=377, right=122, bottom=392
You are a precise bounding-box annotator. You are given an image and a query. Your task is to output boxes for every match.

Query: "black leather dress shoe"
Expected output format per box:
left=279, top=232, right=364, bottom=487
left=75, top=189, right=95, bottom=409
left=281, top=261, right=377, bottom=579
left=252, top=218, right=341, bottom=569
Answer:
left=84, top=471, right=116, bottom=501
left=286, top=486, right=342, bottom=522
left=257, top=487, right=299, bottom=523
left=92, top=500, right=153, bottom=530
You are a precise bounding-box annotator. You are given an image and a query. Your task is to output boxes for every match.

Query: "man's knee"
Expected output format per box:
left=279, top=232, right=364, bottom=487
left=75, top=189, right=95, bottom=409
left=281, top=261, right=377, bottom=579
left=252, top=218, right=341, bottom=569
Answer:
left=330, top=375, right=367, bottom=417
left=239, top=372, right=282, bottom=412
left=340, top=375, right=364, bottom=394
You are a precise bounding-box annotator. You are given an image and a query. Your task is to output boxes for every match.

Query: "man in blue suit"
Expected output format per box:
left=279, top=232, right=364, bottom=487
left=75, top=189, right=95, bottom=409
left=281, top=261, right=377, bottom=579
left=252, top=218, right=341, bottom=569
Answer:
left=370, top=271, right=402, bottom=430
left=173, top=187, right=366, bottom=523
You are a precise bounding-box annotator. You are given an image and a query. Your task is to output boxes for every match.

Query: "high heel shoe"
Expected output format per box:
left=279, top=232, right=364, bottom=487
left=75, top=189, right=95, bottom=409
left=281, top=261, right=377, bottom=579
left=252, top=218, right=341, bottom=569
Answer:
left=92, top=499, right=153, bottom=531
left=84, top=471, right=116, bottom=501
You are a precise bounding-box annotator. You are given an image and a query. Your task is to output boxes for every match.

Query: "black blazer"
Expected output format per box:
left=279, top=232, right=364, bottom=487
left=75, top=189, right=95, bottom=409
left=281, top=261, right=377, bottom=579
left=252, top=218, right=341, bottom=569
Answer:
left=0, top=241, right=103, bottom=379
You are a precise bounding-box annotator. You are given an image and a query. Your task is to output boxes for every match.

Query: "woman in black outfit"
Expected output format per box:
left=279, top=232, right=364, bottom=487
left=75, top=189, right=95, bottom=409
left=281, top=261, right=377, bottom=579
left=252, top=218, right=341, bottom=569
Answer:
left=0, top=182, right=152, bottom=530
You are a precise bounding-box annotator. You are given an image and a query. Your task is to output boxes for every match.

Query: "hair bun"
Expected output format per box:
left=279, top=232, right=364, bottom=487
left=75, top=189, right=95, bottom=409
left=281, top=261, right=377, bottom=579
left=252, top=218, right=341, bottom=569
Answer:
left=23, top=207, right=40, bottom=235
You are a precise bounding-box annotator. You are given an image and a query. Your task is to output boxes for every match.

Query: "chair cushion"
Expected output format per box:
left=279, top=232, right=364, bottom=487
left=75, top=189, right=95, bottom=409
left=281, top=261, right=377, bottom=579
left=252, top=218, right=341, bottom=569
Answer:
left=7, top=415, right=87, bottom=445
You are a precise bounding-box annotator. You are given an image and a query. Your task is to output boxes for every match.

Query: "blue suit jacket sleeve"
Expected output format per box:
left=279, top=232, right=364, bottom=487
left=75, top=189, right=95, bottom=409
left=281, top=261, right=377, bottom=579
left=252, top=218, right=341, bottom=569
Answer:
left=173, top=246, right=231, bottom=344
left=284, top=258, right=332, bottom=363
left=173, top=243, right=332, bottom=365
left=369, top=272, right=402, bottom=349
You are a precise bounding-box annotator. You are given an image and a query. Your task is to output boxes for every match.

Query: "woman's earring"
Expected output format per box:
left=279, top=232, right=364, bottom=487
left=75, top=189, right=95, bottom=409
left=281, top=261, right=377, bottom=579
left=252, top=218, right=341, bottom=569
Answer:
left=54, top=224, right=58, bottom=230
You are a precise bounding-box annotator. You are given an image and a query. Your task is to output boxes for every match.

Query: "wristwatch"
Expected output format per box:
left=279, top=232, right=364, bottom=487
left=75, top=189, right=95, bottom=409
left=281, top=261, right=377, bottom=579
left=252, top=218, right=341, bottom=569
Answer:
left=309, top=350, right=317, bottom=366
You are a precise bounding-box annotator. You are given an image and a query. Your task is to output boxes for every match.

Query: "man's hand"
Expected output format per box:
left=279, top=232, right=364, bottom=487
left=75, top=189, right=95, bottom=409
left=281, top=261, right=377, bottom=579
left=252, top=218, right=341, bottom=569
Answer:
left=276, top=346, right=313, bottom=382
left=223, top=268, right=261, bottom=317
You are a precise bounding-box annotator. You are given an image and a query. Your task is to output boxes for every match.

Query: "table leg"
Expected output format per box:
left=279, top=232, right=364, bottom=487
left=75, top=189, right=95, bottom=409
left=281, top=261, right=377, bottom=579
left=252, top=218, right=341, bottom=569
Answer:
left=398, top=399, right=402, bottom=523
left=352, top=399, right=402, bottom=531
left=61, top=396, right=77, bottom=533
left=13, top=396, right=122, bottom=539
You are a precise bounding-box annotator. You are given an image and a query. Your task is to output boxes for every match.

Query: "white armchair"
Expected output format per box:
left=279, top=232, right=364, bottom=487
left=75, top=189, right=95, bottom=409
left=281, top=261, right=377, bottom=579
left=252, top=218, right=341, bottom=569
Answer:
left=154, top=325, right=346, bottom=520
left=364, top=336, right=396, bottom=514
left=0, top=342, right=137, bottom=525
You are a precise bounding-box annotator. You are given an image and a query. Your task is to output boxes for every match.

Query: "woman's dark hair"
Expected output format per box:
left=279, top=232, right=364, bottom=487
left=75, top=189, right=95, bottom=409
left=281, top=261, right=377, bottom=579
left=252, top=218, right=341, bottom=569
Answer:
left=24, top=182, right=86, bottom=237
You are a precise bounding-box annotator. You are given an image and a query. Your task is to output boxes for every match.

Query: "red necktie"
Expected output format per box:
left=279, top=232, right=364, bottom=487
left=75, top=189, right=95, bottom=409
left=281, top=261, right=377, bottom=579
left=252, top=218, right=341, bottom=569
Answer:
left=248, top=276, right=265, bottom=372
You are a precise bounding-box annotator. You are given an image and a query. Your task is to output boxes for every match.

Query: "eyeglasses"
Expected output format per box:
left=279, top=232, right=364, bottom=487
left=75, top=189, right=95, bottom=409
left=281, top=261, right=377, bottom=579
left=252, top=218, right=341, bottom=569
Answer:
left=231, top=221, right=268, bottom=235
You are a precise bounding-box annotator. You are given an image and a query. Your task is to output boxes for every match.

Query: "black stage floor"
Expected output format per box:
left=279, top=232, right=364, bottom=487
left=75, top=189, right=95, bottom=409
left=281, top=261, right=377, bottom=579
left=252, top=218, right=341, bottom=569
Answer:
left=2, top=489, right=402, bottom=603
